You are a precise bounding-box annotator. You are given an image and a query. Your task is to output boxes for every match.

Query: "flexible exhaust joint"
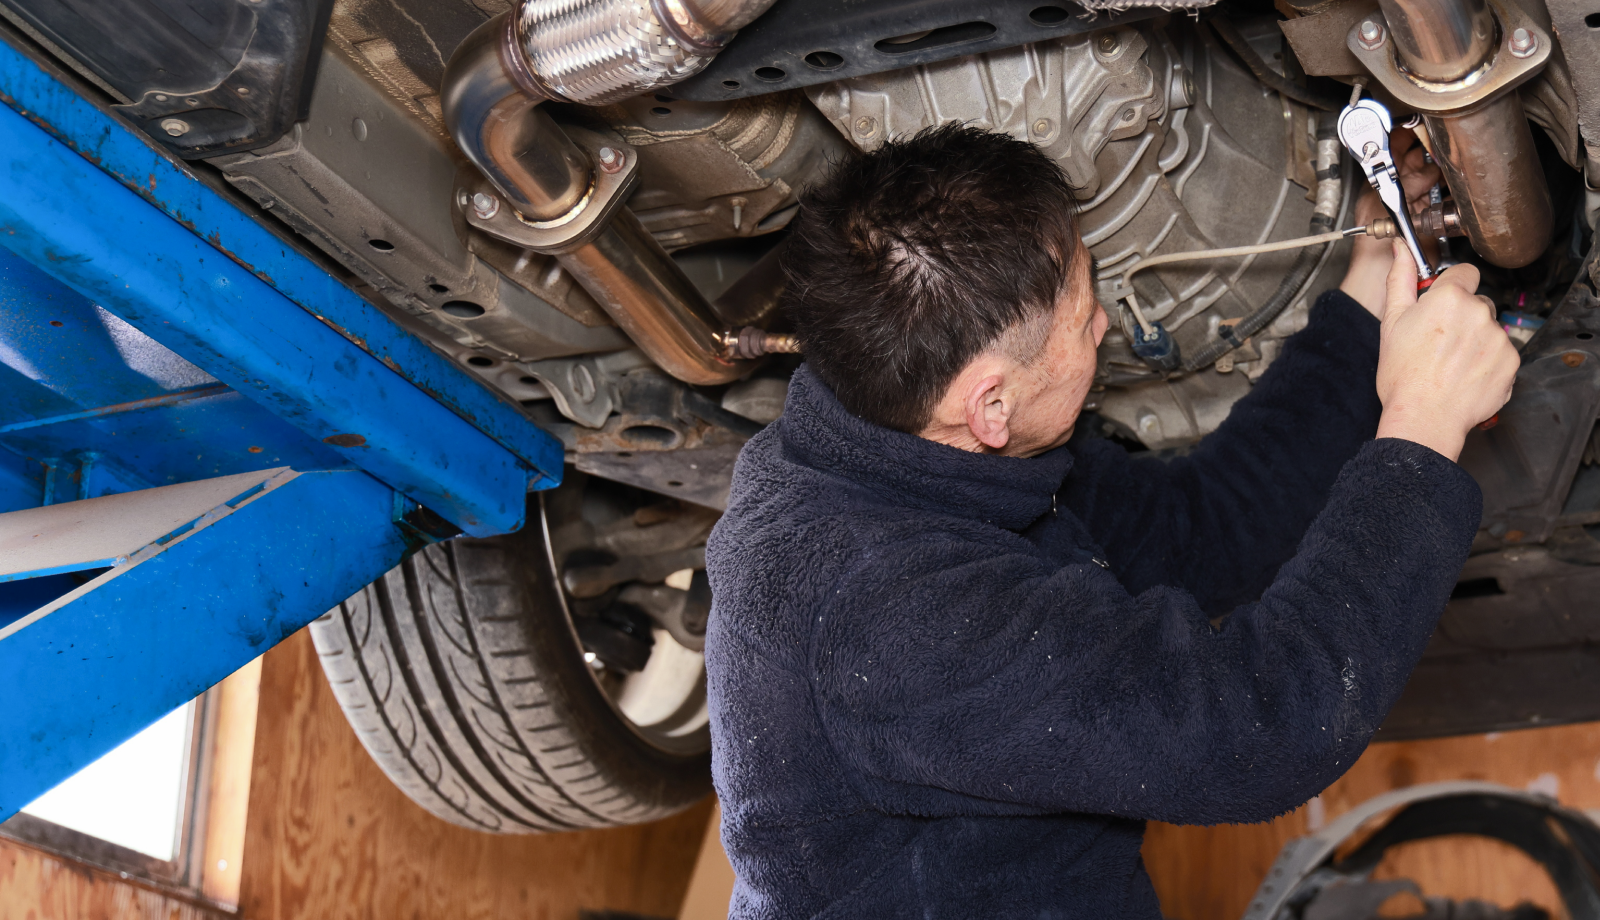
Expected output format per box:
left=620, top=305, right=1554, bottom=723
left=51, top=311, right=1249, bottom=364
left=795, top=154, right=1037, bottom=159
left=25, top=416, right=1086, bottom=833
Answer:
left=442, top=0, right=780, bottom=386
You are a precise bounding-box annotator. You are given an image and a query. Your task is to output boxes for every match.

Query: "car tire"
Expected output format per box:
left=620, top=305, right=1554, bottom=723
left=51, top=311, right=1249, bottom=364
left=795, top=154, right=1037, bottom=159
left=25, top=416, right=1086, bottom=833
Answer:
left=309, top=485, right=712, bottom=832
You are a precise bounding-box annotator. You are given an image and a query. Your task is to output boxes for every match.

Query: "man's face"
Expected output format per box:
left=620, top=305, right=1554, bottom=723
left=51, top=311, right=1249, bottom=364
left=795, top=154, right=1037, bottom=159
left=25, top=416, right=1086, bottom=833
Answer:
left=998, top=246, right=1109, bottom=457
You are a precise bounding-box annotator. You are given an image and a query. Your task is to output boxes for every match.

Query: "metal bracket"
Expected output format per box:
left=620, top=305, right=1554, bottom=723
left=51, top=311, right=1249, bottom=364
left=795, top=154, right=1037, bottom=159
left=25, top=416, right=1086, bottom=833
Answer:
left=519, top=349, right=653, bottom=429
left=461, top=127, right=641, bottom=255
left=1348, top=0, right=1549, bottom=114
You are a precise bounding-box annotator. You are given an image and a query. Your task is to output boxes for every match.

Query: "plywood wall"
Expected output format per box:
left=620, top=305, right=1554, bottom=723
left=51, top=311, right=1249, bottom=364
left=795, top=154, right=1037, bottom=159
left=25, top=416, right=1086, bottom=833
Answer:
left=1144, top=721, right=1600, bottom=919
left=0, top=837, right=228, bottom=920
left=238, top=627, right=713, bottom=920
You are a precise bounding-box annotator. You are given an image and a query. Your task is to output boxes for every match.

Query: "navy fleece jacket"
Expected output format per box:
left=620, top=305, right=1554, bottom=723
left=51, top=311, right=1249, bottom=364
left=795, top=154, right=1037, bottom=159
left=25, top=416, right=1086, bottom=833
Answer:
left=704, top=290, right=1483, bottom=919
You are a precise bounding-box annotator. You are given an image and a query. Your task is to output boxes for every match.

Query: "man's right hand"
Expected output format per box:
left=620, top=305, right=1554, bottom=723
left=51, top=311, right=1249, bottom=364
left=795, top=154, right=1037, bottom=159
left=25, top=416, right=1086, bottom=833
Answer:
left=1373, top=241, right=1520, bottom=462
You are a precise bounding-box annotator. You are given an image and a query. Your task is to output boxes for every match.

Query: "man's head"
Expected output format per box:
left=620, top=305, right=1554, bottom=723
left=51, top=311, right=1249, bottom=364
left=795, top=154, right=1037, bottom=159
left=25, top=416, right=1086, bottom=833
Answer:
left=784, top=124, right=1107, bottom=457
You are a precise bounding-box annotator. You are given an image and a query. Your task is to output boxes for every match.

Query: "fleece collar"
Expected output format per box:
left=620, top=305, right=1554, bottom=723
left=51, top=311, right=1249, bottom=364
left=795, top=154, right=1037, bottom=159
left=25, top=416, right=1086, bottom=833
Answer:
left=778, top=364, right=1074, bottom=531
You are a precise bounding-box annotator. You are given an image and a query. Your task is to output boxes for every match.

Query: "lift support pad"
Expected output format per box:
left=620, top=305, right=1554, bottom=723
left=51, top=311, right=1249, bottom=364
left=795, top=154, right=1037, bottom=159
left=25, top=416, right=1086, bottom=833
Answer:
left=0, top=468, right=411, bottom=818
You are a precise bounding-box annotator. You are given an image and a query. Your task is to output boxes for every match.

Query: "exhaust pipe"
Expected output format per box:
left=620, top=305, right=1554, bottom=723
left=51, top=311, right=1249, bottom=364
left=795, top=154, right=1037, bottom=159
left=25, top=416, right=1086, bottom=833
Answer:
left=1363, top=0, right=1554, bottom=268
left=442, top=0, right=788, bottom=386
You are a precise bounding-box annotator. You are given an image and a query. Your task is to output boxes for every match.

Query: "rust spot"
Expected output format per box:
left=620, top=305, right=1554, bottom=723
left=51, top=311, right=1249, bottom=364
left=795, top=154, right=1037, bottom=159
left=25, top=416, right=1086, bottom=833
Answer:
left=247, top=446, right=263, bottom=453
left=1505, top=530, right=1525, bottom=543
left=49, top=320, right=62, bottom=327
left=323, top=433, right=367, bottom=448
left=1563, top=352, right=1587, bottom=367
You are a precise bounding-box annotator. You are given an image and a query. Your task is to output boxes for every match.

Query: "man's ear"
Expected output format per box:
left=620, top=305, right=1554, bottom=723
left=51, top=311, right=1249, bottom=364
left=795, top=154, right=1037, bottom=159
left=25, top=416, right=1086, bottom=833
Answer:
left=962, top=372, right=1012, bottom=450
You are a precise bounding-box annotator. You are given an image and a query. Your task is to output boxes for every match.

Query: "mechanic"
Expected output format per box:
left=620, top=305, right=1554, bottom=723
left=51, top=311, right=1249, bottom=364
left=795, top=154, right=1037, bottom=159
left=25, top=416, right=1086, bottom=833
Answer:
left=703, top=124, right=1519, bottom=918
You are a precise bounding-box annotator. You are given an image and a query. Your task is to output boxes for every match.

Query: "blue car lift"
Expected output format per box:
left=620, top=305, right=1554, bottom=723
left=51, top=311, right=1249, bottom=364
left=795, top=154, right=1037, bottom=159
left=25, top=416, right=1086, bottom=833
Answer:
left=0, top=33, right=564, bottom=816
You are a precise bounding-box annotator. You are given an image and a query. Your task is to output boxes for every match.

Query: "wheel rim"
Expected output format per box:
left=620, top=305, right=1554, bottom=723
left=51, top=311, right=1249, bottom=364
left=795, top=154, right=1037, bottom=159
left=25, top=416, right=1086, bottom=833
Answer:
left=538, top=480, right=712, bottom=758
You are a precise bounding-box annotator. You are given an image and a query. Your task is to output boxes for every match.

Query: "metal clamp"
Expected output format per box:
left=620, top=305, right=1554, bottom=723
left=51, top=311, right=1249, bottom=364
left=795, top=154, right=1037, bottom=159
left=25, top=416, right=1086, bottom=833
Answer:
left=1347, top=0, right=1550, bottom=114
left=459, top=127, right=640, bottom=254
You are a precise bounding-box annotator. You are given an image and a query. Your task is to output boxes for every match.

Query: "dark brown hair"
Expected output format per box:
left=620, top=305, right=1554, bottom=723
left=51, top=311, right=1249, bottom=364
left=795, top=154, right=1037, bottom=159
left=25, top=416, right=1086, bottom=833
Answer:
left=783, top=123, right=1080, bottom=433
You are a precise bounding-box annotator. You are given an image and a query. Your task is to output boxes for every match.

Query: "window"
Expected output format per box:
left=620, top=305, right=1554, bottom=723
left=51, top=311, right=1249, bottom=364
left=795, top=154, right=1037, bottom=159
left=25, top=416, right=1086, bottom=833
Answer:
left=0, top=657, right=260, bottom=909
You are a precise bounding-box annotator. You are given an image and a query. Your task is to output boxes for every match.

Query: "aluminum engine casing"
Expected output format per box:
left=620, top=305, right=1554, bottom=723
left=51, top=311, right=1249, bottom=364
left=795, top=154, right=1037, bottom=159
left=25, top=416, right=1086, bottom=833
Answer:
left=808, top=19, right=1350, bottom=449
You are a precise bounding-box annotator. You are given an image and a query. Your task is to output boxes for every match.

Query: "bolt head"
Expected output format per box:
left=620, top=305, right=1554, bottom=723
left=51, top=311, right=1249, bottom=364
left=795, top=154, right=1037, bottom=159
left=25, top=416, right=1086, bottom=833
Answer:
left=1358, top=20, right=1385, bottom=49
left=597, top=146, right=625, bottom=173
left=1032, top=118, right=1052, bottom=137
left=854, top=115, right=876, bottom=136
left=160, top=118, right=190, bottom=137
left=471, top=192, right=499, bottom=220
left=1510, top=27, right=1537, bottom=57
left=1097, top=33, right=1120, bottom=55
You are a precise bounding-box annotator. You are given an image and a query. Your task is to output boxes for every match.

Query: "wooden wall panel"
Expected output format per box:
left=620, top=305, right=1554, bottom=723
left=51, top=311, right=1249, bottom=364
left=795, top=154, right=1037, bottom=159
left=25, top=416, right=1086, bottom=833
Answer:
left=1144, top=721, right=1600, bottom=919
left=0, top=837, right=227, bottom=920
left=201, top=655, right=262, bottom=908
left=239, top=627, right=713, bottom=920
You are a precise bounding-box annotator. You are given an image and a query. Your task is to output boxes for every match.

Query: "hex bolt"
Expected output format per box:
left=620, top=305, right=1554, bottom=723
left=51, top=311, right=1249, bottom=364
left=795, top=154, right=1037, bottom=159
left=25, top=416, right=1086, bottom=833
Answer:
left=160, top=118, right=190, bottom=137
left=471, top=191, right=500, bottom=220
left=1032, top=118, right=1052, bottom=137
left=1097, top=33, right=1120, bottom=55
left=1358, top=20, right=1385, bottom=50
left=597, top=146, right=625, bottom=174
left=854, top=115, right=877, bottom=136
left=1510, top=27, right=1538, bottom=58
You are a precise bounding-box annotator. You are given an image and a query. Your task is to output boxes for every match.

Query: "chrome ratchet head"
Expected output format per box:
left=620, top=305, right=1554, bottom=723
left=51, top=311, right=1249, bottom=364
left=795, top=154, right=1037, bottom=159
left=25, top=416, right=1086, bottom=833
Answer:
left=1337, top=99, right=1434, bottom=280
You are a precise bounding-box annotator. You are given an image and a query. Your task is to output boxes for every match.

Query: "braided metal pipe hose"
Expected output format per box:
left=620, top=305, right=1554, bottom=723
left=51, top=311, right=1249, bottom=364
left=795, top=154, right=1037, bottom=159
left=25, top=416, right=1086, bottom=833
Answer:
left=443, top=0, right=778, bottom=385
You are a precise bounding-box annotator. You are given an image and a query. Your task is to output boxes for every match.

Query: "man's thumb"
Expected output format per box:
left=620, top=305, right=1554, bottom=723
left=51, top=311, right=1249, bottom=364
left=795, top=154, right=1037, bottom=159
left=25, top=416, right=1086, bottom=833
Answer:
left=1384, top=240, right=1419, bottom=317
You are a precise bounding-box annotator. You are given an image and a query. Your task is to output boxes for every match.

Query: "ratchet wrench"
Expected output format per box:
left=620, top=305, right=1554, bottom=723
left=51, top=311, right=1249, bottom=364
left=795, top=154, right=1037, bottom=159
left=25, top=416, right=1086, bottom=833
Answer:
left=1337, top=98, right=1436, bottom=285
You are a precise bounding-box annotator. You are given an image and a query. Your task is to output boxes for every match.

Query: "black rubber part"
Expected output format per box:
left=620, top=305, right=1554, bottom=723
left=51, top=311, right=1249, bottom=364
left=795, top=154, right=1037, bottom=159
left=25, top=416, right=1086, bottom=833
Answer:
left=309, top=505, right=711, bottom=833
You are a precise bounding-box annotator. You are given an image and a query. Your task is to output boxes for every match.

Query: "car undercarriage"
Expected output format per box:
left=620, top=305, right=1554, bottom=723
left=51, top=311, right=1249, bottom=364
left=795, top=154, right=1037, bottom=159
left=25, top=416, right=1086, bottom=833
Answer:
left=3, top=0, right=1600, bottom=833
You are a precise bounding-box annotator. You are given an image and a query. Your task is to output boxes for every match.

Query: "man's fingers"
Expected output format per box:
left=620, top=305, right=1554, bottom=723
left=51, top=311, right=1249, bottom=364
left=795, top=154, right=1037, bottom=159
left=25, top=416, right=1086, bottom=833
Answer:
left=1384, top=241, right=1420, bottom=317
left=1428, top=261, right=1483, bottom=299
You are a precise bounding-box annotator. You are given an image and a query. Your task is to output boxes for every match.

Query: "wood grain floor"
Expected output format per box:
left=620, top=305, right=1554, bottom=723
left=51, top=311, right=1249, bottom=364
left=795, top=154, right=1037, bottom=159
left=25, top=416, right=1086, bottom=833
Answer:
left=238, top=627, right=713, bottom=920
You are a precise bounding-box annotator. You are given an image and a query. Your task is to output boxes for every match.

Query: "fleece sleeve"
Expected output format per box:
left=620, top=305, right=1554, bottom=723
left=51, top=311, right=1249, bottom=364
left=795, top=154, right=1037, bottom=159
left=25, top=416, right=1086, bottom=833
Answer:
left=812, top=438, right=1478, bottom=826
left=1062, top=291, right=1384, bottom=612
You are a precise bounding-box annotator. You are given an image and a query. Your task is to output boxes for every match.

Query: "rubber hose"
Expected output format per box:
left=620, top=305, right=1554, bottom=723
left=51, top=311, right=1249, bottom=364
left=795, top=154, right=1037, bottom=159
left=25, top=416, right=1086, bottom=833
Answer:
left=1179, top=222, right=1332, bottom=372
left=1207, top=17, right=1347, bottom=113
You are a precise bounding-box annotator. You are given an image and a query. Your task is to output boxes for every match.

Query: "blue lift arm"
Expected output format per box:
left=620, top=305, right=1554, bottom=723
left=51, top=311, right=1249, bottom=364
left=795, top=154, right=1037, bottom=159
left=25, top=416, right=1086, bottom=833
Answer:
left=0, top=468, right=413, bottom=816
left=0, top=29, right=565, bottom=531
left=0, top=28, right=571, bottom=817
